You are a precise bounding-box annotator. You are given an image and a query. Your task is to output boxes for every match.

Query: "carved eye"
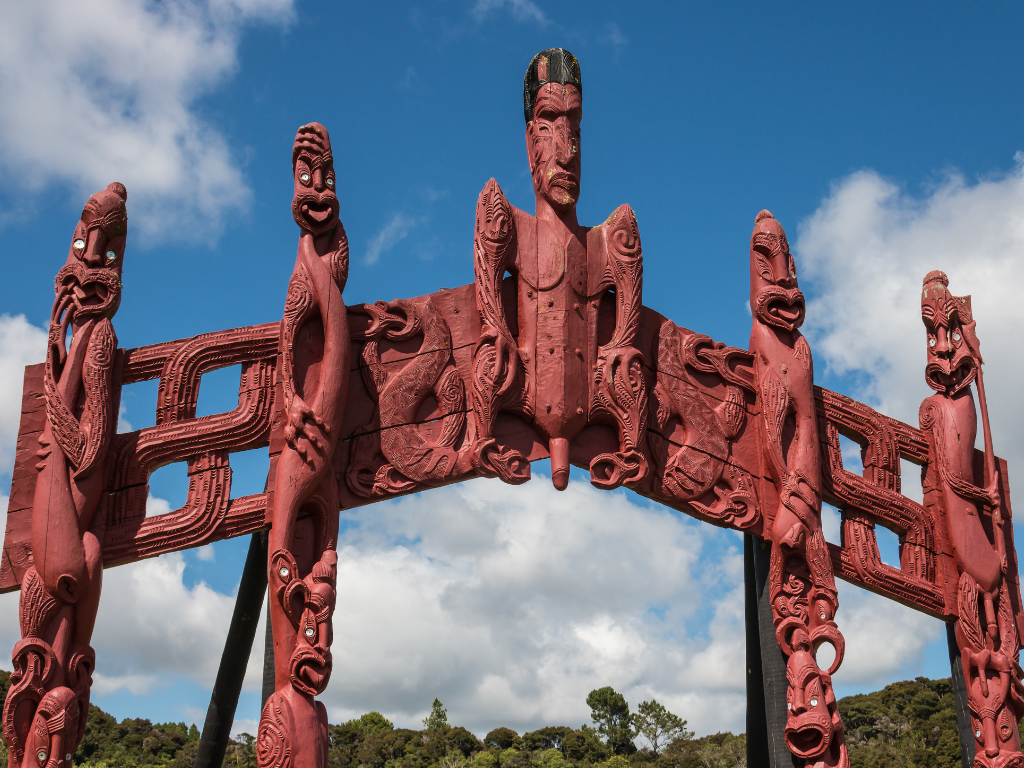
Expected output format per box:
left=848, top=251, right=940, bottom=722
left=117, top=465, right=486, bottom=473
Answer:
left=819, top=613, right=826, bottom=620
left=787, top=702, right=792, bottom=710
left=326, top=177, right=334, bottom=187
left=790, top=267, right=797, bottom=279
left=105, top=250, right=116, bottom=262
left=66, top=755, right=72, bottom=762
left=976, top=729, right=982, bottom=738
left=73, top=239, right=85, bottom=251
left=929, top=338, right=937, bottom=347
left=810, top=698, right=818, bottom=707
left=952, top=331, right=961, bottom=342
left=304, top=626, right=315, bottom=637
left=279, top=567, right=289, bottom=578
left=299, top=172, right=310, bottom=184
left=37, top=751, right=47, bottom=762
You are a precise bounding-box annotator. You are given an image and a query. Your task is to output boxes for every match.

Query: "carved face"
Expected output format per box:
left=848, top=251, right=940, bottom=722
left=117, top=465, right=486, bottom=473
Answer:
left=526, top=83, right=582, bottom=214
left=784, top=650, right=834, bottom=759
left=271, top=549, right=337, bottom=697
left=54, top=183, right=127, bottom=329
left=292, top=123, right=340, bottom=235
left=921, top=275, right=977, bottom=396
left=749, top=211, right=805, bottom=332
left=24, top=687, right=79, bottom=768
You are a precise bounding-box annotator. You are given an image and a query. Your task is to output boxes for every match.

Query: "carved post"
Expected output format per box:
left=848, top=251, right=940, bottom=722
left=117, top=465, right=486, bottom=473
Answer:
left=258, top=123, right=348, bottom=768
left=947, top=621, right=978, bottom=768
left=3, top=183, right=128, bottom=768
left=194, top=531, right=268, bottom=768
left=919, top=271, right=1024, bottom=768
left=748, top=211, right=849, bottom=767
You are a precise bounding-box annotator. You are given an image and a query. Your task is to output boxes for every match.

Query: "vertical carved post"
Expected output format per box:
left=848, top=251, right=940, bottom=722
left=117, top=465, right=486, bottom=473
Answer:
left=748, top=211, right=848, bottom=767
left=947, top=621, right=978, bottom=768
left=3, top=183, right=128, bottom=768
left=258, top=123, right=348, bottom=768
left=919, top=271, right=1024, bottom=768
left=194, top=531, right=268, bottom=768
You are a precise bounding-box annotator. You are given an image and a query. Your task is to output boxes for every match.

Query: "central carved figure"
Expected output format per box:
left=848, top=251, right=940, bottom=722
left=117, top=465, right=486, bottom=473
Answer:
left=471, top=48, right=648, bottom=490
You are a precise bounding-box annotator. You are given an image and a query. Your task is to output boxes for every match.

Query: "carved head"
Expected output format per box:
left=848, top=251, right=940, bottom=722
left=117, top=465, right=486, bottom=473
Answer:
left=749, top=210, right=805, bottom=332
left=54, top=183, right=127, bottom=328
left=784, top=649, right=834, bottom=760
left=292, top=122, right=340, bottom=235
left=524, top=49, right=582, bottom=214
left=271, top=548, right=337, bottom=697
left=24, top=687, right=79, bottom=768
left=921, top=271, right=978, bottom=396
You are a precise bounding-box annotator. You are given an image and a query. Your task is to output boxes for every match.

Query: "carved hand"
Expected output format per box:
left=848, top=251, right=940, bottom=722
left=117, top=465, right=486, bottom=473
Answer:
left=284, top=396, right=330, bottom=467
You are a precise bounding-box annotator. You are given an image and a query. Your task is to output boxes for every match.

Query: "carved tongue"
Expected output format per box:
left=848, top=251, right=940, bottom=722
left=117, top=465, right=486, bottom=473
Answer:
left=302, top=203, right=330, bottom=223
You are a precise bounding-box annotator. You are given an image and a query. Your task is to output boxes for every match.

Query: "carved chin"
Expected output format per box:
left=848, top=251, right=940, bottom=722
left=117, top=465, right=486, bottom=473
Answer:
left=289, top=645, right=332, bottom=696
left=925, top=357, right=977, bottom=395
left=785, top=714, right=832, bottom=758
left=754, top=287, right=805, bottom=331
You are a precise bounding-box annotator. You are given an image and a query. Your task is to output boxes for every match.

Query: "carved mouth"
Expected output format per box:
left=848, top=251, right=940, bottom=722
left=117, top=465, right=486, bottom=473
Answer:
left=755, top=286, right=806, bottom=331
left=785, top=717, right=831, bottom=758
left=925, top=356, right=977, bottom=396
left=292, top=193, right=339, bottom=233
left=289, top=645, right=332, bottom=696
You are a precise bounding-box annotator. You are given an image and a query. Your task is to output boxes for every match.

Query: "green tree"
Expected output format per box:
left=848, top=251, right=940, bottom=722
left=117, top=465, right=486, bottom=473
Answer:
left=484, top=728, right=521, bottom=750
left=423, top=698, right=449, bottom=730
left=345, top=711, right=395, bottom=735
left=631, top=699, right=693, bottom=756
left=586, top=687, right=635, bottom=755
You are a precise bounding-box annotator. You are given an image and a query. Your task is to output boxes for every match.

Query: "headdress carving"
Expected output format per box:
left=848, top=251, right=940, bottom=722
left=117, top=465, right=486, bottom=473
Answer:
left=523, top=48, right=582, bottom=123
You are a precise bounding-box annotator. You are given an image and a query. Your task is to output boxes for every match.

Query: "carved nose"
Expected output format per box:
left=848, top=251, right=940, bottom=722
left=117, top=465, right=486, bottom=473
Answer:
left=934, top=326, right=951, bottom=357
left=790, top=692, right=807, bottom=715
left=82, top=233, right=106, bottom=267
left=312, top=168, right=325, bottom=192
left=554, top=120, right=574, bottom=166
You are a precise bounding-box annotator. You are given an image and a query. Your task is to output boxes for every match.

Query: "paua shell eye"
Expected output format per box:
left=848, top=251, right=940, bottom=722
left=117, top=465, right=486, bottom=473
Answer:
left=326, top=177, right=334, bottom=186
left=106, top=250, right=116, bottom=262
left=73, top=239, right=85, bottom=250
left=299, top=172, right=310, bottom=184
left=37, top=751, right=47, bottom=762
left=952, top=331, right=961, bottom=342
left=929, top=338, right=937, bottom=347
left=304, top=626, right=315, bottom=637
left=810, top=698, right=818, bottom=707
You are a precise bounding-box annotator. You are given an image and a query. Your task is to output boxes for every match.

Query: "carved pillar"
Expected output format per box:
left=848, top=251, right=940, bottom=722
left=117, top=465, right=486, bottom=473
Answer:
left=258, top=123, right=348, bottom=768
left=748, top=210, right=849, bottom=767
left=3, top=183, right=128, bottom=768
left=194, top=531, right=268, bottom=768
left=919, top=271, right=1024, bottom=768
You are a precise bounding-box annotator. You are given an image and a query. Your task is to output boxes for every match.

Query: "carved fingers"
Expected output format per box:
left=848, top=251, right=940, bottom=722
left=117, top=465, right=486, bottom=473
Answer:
left=284, top=397, right=330, bottom=467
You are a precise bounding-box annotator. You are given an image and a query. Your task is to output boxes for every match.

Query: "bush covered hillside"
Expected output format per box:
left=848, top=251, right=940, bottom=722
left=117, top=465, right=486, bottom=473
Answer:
left=0, top=671, right=979, bottom=768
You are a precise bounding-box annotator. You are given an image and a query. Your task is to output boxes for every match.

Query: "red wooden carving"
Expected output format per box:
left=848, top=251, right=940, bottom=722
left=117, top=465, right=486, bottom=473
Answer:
left=470, top=49, right=647, bottom=491
left=3, top=183, right=127, bottom=768
left=258, top=123, right=348, bottom=768
left=2, top=48, right=1023, bottom=768
left=748, top=211, right=848, bottom=767
left=919, top=272, right=1024, bottom=768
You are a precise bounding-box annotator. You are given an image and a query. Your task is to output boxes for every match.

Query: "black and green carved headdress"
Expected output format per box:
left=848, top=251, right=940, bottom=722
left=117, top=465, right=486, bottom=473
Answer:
left=523, top=48, right=582, bottom=123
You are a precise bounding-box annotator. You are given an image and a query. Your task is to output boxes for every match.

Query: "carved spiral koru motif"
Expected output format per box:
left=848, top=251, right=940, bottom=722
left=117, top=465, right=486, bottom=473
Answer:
left=257, top=694, right=292, bottom=768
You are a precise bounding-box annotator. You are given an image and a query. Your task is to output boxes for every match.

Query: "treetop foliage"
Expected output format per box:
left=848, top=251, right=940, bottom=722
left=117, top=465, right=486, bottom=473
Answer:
left=0, top=671, right=981, bottom=768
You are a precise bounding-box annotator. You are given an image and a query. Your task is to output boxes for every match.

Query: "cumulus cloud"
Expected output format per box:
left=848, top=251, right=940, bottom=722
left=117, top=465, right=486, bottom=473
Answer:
left=0, top=314, right=46, bottom=474
left=472, top=0, right=548, bottom=26
left=797, top=159, right=1024, bottom=486
left=0, top=0, right=295, bottom=243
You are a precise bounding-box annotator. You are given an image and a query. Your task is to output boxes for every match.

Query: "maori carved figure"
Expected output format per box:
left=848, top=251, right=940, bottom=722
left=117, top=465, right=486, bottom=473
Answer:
left=648, top=322, right=759, bottom=528
left=748, top=210, right=848, bottom=767
left=4, top=183, right=128, bottom=768
left=470, top=48, right=648, bottom=491
left=347, top=299, right=469, bottom=497
left=918, top=271, right=1024, bottom=767
left=259, top=123, right=348, bottom=768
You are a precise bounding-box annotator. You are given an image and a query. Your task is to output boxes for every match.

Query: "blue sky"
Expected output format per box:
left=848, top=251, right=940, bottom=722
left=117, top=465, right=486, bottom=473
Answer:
left=2, top=0, right=1024, bottom=740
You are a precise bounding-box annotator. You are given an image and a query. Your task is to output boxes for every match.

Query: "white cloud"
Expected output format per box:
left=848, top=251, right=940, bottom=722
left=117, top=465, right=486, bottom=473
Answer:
left=471, top=0, right=548, bottom=25
left=196, top=543, right=216, bottom=562
left=0, top=314, right=46, bottom=474
left=0, top=0, right=295, bottom=243
left=797, top=159, right=1024, bottom=494
left=602, top=23, right=628, bottom=57
left=364, top=212, right=423, bottom=266
left=146, top=493, right=173, bottom=517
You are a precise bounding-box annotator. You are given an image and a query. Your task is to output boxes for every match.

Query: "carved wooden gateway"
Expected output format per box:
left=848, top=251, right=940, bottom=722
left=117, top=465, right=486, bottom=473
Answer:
left=3, top=49, right=1023, bottom=768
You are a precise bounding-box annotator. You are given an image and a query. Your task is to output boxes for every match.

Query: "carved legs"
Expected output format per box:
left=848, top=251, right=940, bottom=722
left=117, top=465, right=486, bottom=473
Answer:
left=259, top=463, right=338, bottom=768
left=767, top=529, right=849, bottom=767
left=589, top=344, right=648, bottom=489
left=952, top=574, right=1024, bottom=768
